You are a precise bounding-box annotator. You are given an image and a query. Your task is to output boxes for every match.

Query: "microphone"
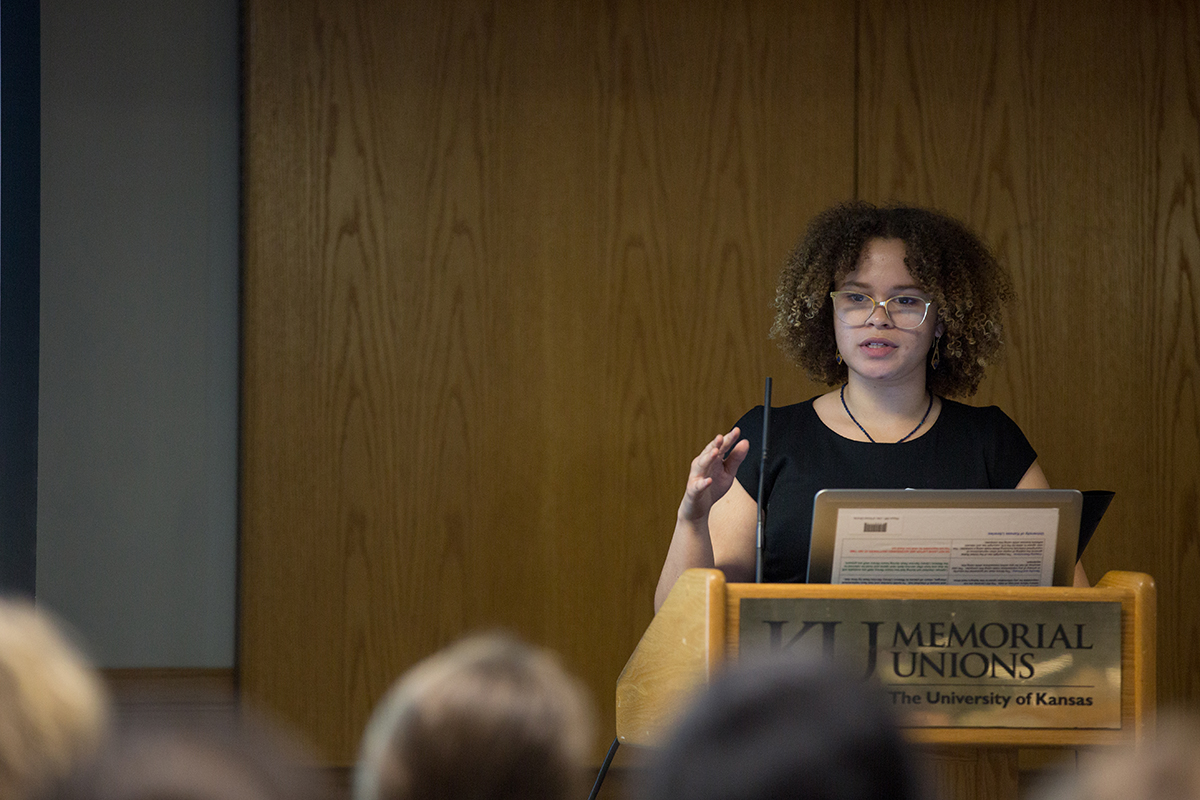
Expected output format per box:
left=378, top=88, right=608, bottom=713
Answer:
left=755, top=377, right=771, bottom=583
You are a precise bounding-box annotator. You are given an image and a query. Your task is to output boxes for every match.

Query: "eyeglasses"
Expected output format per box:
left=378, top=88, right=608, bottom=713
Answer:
left=829, top=291, right=933, bottom=330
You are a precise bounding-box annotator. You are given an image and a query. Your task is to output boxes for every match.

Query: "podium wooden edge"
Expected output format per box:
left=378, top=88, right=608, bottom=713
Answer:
left=1095, top=569, right=1156, bottom=741
left=615, top=568, right=725, bottom=746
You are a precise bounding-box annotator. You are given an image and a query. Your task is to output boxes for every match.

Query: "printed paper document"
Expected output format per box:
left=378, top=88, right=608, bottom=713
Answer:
left=831, top=507, right=1060, bottom=586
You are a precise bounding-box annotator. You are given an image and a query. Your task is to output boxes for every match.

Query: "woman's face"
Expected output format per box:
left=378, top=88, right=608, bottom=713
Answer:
left=833, top=238, right=945, bottom=387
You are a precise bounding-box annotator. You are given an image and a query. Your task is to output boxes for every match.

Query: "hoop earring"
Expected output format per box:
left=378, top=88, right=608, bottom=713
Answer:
left=930, top=336, right=941, bottom=370
left=835, top=351, right=843, bottom=365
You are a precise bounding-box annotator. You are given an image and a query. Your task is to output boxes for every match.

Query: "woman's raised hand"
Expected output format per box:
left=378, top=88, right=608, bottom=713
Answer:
left=678, top=428, right=751, bottom=522
left=656, top=427, right=756, bottom=610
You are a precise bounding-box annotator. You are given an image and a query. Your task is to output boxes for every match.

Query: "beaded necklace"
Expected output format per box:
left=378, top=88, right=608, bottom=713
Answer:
left=840, top=384, right=933, bottom=444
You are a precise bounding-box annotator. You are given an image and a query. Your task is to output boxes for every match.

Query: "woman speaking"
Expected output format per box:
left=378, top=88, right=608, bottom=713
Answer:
left=654, top=201, right=1086, bottom=611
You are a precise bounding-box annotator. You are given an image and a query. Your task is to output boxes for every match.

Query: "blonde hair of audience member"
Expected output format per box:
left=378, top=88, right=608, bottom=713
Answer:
left=354, top=632, right=594, bottom=800
left=0, top=599, right=110, bottom=800
left=1031, top=712, right=1200, bottom=800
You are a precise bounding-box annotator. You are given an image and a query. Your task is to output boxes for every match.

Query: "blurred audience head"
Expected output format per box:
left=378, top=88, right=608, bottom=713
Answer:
left=53, top=705, right=331, bottom=800
left=0, top=598, right=110, bottom=800
left=638, top=654, right=923, bottom=800
left=1030, top=711, right=1200, bottom=800
left=354, top=631, right=594, bottom=800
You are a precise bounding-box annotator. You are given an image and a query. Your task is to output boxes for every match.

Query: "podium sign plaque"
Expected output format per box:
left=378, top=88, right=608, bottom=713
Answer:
left=738, top=597, right=1122, bottom=728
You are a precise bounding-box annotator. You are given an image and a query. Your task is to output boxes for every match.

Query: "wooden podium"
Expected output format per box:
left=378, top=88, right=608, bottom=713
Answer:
left=616, top=569, right=1155, bottom=800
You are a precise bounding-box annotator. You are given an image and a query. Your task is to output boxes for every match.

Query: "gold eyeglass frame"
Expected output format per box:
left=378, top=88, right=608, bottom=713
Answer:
left=828, top=291, right=933, bottom=330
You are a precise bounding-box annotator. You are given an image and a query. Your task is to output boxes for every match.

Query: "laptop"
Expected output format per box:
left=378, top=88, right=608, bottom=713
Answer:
left=806, top=488, right=1084, bottom=586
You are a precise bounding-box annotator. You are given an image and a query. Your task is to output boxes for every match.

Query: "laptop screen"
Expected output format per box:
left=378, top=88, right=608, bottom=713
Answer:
left=806, top=488, right=1083, bottom=586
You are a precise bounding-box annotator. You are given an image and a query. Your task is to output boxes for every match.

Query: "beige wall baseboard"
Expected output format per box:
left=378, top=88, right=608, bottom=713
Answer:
left=101, top=667, right=237, bottom=712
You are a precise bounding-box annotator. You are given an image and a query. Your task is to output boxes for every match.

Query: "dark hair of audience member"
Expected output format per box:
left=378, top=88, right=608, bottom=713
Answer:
left=0, top=598, right=111, bottom=800
left=354, top=631, right=594, bottom=800
left=638, top=654, right=923, bottom=800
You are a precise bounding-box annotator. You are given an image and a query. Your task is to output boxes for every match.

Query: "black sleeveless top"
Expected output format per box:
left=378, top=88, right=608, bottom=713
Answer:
left=733, top=398, right=1037, bottom=583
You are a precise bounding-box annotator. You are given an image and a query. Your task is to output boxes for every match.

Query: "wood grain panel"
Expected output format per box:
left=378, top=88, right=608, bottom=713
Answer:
left=242, top=0, right=854, bottom=764
left=858, top=0, right=1200, bottom=707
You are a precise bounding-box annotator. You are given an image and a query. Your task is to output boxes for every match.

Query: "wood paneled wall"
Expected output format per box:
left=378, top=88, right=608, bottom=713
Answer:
left=241, top=0, right=853, bottom=763
left=241, top=0, right=1200, bottom=765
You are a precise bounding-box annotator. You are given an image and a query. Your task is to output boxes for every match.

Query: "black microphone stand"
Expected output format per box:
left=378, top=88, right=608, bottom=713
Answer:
left=755, top=377, right=771, bottom=583
left=586, top=736, right=621, bottom=800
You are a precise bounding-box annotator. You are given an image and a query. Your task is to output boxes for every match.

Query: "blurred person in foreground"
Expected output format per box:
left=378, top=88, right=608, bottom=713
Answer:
left=638, top=654, right=924, bottom=800
left=354, top=632, right=595, bottom=800
left=1029, top=711, right=1200, bottom=800
left=51, top=705, right=332, bottom=800
left=0, top=598, right=110, bottom=800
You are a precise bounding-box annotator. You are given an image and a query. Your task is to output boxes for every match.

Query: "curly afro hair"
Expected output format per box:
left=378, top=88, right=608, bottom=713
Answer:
left=770, top=201, right=1015, bottom=397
